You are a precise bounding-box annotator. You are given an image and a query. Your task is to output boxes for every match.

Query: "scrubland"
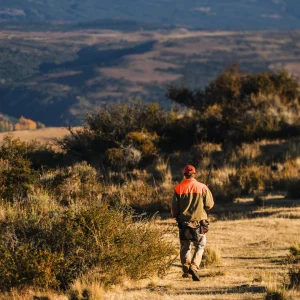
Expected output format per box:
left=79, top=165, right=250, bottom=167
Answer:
left=0, top=68, right=300, bottom=299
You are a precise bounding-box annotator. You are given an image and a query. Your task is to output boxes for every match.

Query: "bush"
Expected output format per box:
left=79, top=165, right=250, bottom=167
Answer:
left=58, top=102, right=168, bottom=169
left=58, top=102, right=208, bottom=169
left=0, top=135, right=63, bottom=201
left=0, top=158, right=36, bottom=201
left=103, top=178, right=170, bottom=213
left=167, top=67, right=300, bottom=145
left=45, top=162, right=102, bottom=205
left=0, top=135, right=38, bottom=201
left=208, top=170, right=241, bottom=203
left=236, top=164, right=271, bottom=195
left=0, top=202, right=176, bottom=291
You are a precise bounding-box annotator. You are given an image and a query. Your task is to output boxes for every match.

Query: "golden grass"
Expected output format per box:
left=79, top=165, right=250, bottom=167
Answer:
left=0, top=127, right=72, bottom=145
left=0, top=289, right=67, bottom=300
left=1, top=196, right=299, bottom=299
left=101, top=199, right=300, bottom=299
left=69, top=279, right=104, bottom=300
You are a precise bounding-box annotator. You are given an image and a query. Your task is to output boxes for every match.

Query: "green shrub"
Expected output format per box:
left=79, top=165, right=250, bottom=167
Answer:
left=0, top=135, right=62, bottom=201
left=0, top=158, right=36, bottom=201
left=125, top=130, right=159, bottom=157
left=0, top=135, right=38, bottom=201
left=0, top=202, right=176, bottom=291
left=167, top=67, right=300, bottom=144
left=58, top=102, right=168, bottom=169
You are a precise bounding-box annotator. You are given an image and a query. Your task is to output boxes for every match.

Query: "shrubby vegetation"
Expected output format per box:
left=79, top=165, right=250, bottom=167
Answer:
left=167, top=66, right=300, bottom=144
left=0, top=200, right=175, bottom=291
left=58, top=101, right=200, bottom=169
left=0, top=136, right=176, bottom=293
left=0, top=67, right=299, bottom=296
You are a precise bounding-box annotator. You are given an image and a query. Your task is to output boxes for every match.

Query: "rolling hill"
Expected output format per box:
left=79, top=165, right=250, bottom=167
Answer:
left=1, top=1, right=300, bottom=126
left=1, top=25, right=300, bottom=126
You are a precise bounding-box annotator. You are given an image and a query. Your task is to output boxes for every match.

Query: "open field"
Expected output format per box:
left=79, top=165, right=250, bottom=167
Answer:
left=1, top=27, right=300, bottom=125
left=3, top=196, right=299, bottom=299
left=0, top=127, right=71, bottom=146
left=101, top=197, right=300, bottom=300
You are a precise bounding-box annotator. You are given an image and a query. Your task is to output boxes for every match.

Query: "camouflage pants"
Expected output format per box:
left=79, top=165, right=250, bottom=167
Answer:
left=179, top=228, right=206, bottom=272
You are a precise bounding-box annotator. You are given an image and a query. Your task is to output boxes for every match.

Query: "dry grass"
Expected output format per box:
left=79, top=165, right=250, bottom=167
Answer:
left=101, top=199, right=300, bottom=299
left=69, top=279, right=104, bottom=300
left=0, top=131, right=299, bottom=298
left=1, top=196, right=299, bottom=299
left=0, top=127, right=74, bottom=147
left=0, top=289, right=67, bottom=300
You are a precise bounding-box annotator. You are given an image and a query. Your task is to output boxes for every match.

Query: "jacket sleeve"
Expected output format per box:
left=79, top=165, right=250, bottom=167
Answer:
left=171, top=190, right=179, bottom=218
left=203, top=187, right=214, bottom=211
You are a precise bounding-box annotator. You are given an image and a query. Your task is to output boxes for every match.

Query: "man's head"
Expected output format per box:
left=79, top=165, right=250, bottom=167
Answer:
left=183, top=165, right=196, bottom=178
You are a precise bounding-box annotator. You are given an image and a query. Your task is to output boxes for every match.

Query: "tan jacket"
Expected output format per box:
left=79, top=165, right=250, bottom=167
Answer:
left=172, top=178, right=214, bottom=222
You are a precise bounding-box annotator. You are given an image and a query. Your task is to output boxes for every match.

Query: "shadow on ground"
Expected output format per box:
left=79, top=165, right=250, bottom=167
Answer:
left=176, top=285, right=266, bottom=295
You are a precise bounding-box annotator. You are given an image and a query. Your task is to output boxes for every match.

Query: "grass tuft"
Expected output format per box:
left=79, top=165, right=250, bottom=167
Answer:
left=68, top=279, right=104, bottom=300
left=202, top=246, right=222, bottom=267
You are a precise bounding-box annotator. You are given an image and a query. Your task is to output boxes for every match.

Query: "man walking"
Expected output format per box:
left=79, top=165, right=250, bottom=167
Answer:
left=172, top=165, right=214, bottom=281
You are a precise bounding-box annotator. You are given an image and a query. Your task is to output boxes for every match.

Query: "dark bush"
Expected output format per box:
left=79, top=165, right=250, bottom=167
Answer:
left=58, top=102, right=167, bottom=168
left=0, top=135, right=37, bottom=201
left=167, top=67, right=300, bottom=145
left=58, top=101, right=204, bottom=168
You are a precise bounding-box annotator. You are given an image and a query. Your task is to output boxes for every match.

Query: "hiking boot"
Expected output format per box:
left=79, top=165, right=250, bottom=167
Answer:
left=189, top=268, right=200, bottom=281
left=182, top=272, right=189, bottom=278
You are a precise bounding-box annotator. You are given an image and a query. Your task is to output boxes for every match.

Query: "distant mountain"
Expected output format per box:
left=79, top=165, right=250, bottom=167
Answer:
left=1, top=0, right=300, bottom=30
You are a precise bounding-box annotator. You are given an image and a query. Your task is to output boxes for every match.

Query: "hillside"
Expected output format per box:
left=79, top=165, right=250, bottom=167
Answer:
left=1, top=26, right=300, bottom=126
left=1, top=1, right=300, bottom=30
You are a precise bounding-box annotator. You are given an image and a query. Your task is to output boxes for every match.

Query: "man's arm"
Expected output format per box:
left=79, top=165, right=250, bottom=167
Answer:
left=203, top=187, right=214, bottom=211
left=171, top=190, right=179, bottom=218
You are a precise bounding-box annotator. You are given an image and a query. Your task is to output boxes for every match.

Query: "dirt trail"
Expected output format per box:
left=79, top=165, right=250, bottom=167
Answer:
left=105, top=204, right=300, bottom=299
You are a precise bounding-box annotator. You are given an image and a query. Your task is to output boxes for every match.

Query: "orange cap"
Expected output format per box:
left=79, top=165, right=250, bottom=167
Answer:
left=183, top=165, right=196, bottom=175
